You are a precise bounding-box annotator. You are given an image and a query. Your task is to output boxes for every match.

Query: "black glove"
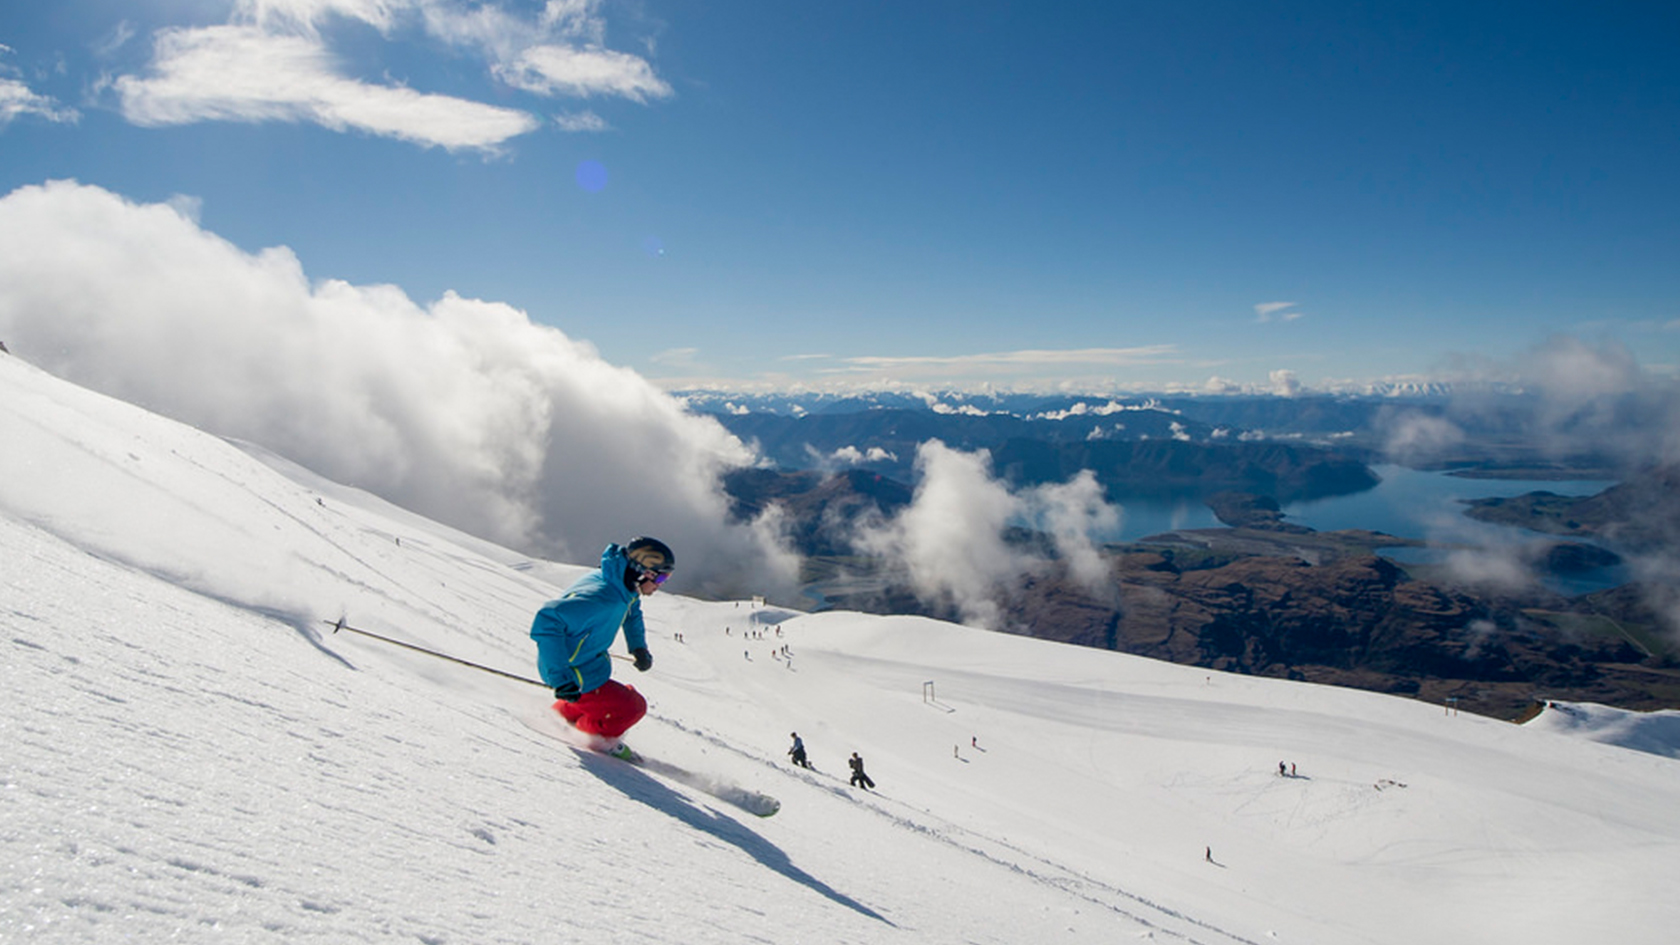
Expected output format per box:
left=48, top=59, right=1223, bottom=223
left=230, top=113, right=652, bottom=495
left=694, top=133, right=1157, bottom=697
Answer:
left=631, top=647, right=653, bottom=672
left=553, top=679, right=581, bottom=702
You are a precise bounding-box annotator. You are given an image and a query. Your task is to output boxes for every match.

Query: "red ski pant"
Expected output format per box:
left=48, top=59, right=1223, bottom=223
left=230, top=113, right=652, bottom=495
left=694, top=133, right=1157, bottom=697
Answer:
left=554, top=680, right=646, bottom=739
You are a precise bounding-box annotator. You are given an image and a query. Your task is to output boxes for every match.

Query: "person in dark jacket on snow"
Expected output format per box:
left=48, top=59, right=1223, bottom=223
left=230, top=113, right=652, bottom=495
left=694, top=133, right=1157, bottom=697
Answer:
left=788, top=732, right=812, bottom=769
left=848, top=752, right=875, bottom=790
left=530, top=537, right=673, bottom=752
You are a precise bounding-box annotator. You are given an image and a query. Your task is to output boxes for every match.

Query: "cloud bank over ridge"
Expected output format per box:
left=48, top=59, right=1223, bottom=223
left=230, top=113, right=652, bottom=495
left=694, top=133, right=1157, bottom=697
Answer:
left=0, top=180, right=795, bottom=595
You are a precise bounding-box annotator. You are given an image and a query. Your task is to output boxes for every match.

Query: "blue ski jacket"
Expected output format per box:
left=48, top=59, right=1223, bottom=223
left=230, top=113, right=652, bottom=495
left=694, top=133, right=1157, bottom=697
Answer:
left=530, top=544, right=649, bottom=696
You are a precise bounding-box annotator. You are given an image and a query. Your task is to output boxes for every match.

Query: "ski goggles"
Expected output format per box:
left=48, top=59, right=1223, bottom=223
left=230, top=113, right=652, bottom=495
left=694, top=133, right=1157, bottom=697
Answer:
left=632, top=563, right=672, bottom=584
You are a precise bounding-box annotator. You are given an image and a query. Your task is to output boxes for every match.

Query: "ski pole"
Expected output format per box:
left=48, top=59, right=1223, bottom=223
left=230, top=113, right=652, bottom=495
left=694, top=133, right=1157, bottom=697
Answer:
left=325, top=617, right=548, bottom=687
left=323, top=618, right=637, bottom=683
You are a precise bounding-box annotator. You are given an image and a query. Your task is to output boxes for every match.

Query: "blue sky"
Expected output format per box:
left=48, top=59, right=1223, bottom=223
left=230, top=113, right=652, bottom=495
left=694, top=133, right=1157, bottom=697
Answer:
left=2, top=0, right=1678, bottom=393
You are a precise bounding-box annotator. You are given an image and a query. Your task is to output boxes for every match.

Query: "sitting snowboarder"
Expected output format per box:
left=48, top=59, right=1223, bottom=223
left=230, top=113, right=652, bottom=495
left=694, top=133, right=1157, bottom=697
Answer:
left=530, top=537, right=672, bottom=757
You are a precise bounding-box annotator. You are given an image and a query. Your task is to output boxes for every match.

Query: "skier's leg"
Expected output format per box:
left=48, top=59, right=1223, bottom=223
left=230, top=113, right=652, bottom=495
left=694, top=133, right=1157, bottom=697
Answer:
left=569, top=679, right=647, bottom=739
left=554, top=698, right=586, bottom=726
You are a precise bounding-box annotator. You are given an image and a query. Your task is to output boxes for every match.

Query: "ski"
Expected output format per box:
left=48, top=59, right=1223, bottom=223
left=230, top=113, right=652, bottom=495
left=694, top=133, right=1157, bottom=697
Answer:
left=631, top=754, right=782, bottom=818
left=518, top=710, right=781, bottom=818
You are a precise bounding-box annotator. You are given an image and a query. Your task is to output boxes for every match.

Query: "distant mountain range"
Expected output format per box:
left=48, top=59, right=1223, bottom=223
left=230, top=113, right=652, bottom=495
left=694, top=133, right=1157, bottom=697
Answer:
left=687, top=387, right=1680, bottom=719
left=677, top=385, right=1467, bottom=420
left=692, top=394, right=1389, bottom=499
left=680, top=386, right=1641, bottom=478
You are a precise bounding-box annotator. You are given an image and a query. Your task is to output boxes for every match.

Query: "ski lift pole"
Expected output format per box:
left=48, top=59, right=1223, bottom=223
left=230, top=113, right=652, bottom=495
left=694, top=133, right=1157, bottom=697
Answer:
left=324, top=617, right=554, bottom=687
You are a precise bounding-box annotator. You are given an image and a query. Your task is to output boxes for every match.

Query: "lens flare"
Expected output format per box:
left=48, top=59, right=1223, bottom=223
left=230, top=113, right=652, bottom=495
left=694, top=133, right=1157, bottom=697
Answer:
left=574, top=160, right=608, bottom=193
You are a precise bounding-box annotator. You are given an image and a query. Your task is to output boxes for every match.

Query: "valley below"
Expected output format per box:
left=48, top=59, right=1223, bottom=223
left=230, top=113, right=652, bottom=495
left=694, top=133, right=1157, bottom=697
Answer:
left=723, top=446, right=1680, bottom=721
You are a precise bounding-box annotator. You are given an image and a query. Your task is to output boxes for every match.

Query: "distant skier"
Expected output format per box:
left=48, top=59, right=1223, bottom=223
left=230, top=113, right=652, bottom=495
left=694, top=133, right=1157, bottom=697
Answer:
left=530, top=537, right=672, bottom=755
left=848, top=752, right=875, bottom=790
left=788, top=732, right=812, bottom=769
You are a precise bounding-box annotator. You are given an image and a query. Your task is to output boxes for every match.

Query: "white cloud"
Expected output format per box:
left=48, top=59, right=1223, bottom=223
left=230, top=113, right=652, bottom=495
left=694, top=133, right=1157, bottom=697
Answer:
left=930, top=402, right=990, bottom=416
left=554, top=109, right=608, bottom=131
left=1442, top=545, right=1537, bottom=594
left=114, top=25, right=540, bottom=151
left=164, top=193, right=204, bottom=224
left=92, top=21, right=139, bottom=58
left=649, top=347, right=700, bottom=366
left=0, top=64, right=80, bottom=127
left=109, top=1, right=670, bottom=150
left=1022, top=469, right=1120, bottom=590
left=1269, top=368, right=1302, bottom=397
left=1029, top=399, right=1171, bottom=421
left=1254, top=301, right=1303, bottom=324
left=1454, top=335, right=1680, bottom=469
left=413, top=0, right=530, bottom=58
left=419, top=0, right=670, bottom=101
left=235, top=0, right=406, bottom=33
left=0, top=180, right=797, bottom=596
left=853, top=441, right=1120, bottom=627
left=497, top=44, right=671, bottom=100
left=1380, top=411, right=1465, bottom=465
left=1520, top=334, right=1640, bottom=409
left=540, top=0, right=609, bottom=42
left=838, top=346, right=1181, bottom=382
left=853, top=442, right=1024, bottom=627
left=824, top=445, right=898, bottom=467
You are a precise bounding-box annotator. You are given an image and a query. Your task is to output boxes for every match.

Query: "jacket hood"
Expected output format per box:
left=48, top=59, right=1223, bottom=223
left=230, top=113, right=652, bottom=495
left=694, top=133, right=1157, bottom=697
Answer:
left=598, top=543, right=634, bottom=595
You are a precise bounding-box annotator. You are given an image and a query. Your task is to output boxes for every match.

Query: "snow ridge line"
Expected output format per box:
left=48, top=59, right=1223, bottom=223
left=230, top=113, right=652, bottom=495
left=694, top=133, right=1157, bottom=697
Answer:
left=646, top=710, right=1261, bottom=945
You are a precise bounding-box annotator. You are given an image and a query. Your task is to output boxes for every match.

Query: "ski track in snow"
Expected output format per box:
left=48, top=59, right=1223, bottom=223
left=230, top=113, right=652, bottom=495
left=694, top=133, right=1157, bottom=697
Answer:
left=646, top=709, right=1259, bottom=945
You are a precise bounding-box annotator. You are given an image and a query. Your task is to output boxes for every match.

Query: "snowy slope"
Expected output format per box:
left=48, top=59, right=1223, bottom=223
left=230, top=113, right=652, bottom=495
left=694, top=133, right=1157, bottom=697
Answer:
left=1527, top=701, right=1680, bottom=760
left=4, top=353, right=1678, bottom=945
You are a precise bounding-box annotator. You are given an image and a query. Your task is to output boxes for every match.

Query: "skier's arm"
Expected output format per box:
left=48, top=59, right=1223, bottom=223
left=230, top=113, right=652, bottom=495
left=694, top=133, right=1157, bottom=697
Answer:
left=622, top=598, right=649, bottom=653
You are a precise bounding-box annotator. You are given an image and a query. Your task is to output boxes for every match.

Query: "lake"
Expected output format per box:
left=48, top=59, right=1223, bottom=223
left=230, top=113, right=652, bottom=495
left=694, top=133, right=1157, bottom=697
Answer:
left=1094, top=465, right=1615, bottom=542
left=1279, top=465, right=1617, bottom=539
left=1092, top=465, right=1625, bottom=594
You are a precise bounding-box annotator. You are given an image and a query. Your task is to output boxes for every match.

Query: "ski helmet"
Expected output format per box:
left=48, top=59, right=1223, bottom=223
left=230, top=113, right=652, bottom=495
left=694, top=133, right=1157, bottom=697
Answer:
left=624, top=536, right=675, bottom=577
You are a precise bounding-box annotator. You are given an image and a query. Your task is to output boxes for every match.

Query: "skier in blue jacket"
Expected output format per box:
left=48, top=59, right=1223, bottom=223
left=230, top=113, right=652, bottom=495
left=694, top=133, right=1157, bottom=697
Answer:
left=530, top=537, right=673, bottom=752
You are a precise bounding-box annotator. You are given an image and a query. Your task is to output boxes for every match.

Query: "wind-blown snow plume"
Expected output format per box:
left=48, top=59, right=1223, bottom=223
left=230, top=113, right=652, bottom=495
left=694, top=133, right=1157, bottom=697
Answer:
left=0, top=180, right=795, bottom=595
left=854, top=440, right=1120, bottom=627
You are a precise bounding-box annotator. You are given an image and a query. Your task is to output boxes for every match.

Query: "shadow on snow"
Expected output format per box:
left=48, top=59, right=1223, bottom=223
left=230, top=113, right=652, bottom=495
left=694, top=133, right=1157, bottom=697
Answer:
left=574, top=751, right=895, bottom=926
